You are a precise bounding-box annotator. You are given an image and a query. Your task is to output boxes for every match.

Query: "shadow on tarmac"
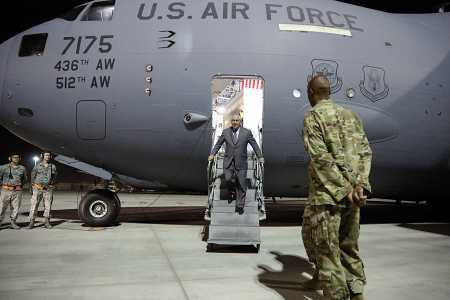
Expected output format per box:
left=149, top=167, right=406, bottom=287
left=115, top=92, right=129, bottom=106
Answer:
left=257, top=251, right=325, bottom=300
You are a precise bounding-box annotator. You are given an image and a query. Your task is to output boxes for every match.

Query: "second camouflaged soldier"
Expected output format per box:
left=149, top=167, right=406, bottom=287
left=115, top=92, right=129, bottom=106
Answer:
left=0, top=153, right=28, bottom=229
left=301, top=75, right=372, bottom=300
left=28, top=151, right=57, bottom=229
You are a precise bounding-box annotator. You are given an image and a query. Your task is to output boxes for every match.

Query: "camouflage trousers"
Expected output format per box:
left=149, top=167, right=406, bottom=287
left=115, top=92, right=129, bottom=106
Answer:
left=29, top=188, right=54, bottom=220
left=302, top=204, right=365, bottom=300
left=0, top=189, right=23, bottom=222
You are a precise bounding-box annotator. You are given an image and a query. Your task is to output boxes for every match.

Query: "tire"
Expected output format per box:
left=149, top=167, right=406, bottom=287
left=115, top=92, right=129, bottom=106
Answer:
left=78, top=190, right=120, bottom=227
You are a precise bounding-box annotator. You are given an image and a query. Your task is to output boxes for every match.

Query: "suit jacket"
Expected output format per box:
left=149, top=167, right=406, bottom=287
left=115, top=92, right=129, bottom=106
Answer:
left=210, top=127, right=262, bottom=170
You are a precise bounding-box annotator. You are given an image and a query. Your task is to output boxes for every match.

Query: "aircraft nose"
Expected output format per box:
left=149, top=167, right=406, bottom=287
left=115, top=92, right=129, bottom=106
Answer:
left=0, top=39, right=10, bottom=123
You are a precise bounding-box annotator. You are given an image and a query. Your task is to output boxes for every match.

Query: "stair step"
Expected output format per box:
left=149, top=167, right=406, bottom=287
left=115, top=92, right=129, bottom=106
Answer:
left=208, top=226, right=260, bottom=243
left=210, top=211, right=259, bottom=226
left=212, top=200, right=258, bottom=208
left=207, top=155, right=262, bottom=246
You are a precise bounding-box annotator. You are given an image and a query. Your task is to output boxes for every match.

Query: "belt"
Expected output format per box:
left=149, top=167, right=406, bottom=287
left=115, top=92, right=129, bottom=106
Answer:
left=32, top=183, right=53, bottom=191
left=2, top=185, right=22, bottom=191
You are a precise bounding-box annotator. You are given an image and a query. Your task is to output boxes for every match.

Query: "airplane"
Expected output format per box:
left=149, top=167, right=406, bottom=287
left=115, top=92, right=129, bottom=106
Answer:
left=0, top=0, right=449, bottom=226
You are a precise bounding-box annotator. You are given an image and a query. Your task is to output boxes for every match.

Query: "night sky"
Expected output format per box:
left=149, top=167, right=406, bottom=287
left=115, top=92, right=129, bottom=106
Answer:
left=0, top=0, right=446, bottom=168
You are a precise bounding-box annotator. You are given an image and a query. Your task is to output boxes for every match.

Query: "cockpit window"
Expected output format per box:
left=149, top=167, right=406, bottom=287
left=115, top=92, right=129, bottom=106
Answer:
left=81, top=1, right=115, bottom=21
left=58, top=5, right=88, bottom=21
left=18, top=33, right=48, bottom=57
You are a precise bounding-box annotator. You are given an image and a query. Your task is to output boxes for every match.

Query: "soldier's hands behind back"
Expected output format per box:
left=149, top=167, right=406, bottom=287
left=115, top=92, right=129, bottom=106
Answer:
left=346, top=190, right=354, bottom=204
left=353, top=186, right=366, bottom=207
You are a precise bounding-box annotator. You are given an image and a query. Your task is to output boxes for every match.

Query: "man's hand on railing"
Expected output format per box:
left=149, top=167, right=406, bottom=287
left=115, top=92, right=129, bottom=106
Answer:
left=208, top=155, right=215, bottom=162
left=259, top=157, right=264, bottom=164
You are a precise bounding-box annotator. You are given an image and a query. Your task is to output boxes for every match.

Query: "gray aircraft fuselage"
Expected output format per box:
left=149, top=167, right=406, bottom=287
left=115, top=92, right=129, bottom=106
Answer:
left=0, top=0, right=449, bottom=200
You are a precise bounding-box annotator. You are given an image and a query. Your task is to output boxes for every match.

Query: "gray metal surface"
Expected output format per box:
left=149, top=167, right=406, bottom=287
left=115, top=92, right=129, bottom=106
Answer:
left=0, top=0, right=449, bottom=201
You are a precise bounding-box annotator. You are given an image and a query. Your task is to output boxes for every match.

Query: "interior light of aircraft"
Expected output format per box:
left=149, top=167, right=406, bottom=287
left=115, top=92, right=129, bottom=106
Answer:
left=217, top=106, right=226, bottom=114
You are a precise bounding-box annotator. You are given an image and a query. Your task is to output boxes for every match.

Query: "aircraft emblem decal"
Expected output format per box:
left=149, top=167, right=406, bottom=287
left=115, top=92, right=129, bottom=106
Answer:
left=359, top=65, right=389, bottom=102
left=308, top=59, right=343, bottom=94
left=158, top=30, right=176, bottom=49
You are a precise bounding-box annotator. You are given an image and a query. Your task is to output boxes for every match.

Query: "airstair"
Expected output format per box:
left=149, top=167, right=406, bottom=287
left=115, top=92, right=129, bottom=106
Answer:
left=206, top=75, right=265, bottom=251
left=206, top=151, right=265, bottom=251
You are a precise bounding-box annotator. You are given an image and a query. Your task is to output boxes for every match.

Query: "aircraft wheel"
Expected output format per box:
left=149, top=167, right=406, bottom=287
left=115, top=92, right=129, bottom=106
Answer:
left=78, top=189, right=120, bottom=227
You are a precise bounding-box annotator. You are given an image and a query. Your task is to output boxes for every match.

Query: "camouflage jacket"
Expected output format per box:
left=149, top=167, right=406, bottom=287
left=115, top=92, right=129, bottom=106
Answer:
left=303, top=99, right=372, bottom=205
left=31, top=162, right=57, bottom=186
left=0, top=164, right=28, bottom=186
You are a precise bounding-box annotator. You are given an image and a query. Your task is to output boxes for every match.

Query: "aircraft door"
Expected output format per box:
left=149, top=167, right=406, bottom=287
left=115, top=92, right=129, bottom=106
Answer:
left=76, top=100, right=106, bottom=140
left=211, top=76, right=264, bottom=151
left=209, top=75, right=265, bottom=208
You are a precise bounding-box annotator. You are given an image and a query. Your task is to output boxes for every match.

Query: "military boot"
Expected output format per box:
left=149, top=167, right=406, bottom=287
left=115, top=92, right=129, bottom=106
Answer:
left=44, top=218, right=52, bottom=229
left=10, top=220, right=21, bottom=230
left=350, top=293, right=365, bottom=300
left=27, top=219, right=35, bottom=229
left=301, top=278, right=321, bottom=290
left=300, top=274, right=321, bottom=291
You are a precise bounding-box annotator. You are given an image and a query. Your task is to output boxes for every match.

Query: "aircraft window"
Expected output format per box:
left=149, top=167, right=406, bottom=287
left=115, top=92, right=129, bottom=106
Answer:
left=81, top=1, right=115, bottom=21
left=58, top=5, right=87, bottom=21
left=18, top=33, right=48, bottom=57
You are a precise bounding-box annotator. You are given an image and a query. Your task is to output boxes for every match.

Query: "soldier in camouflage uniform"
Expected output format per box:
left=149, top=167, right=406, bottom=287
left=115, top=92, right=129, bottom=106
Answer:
left=0, top=152, right=28, bottom=229
left=301, top=75, right=372, bottom=300
left=28, top=151, right=57, bottom=229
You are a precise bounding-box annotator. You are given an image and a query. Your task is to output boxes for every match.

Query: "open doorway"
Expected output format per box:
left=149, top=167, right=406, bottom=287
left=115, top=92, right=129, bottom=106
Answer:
left=210, top=75, right=264, bottom=151
left=206, top=75, right=266, bottom=246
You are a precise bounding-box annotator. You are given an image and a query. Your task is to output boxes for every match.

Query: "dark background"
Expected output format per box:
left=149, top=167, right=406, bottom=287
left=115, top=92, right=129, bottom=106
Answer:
left=0, top=0, right=447, bottom=168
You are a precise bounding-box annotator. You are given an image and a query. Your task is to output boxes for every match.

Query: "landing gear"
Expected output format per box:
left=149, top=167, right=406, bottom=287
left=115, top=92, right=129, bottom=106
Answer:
left=78, top=189, right=121, bottom=227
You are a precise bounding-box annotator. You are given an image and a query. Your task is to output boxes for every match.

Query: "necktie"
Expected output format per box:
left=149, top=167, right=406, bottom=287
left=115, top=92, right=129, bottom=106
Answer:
left=232, top=131, right=237, bottom=143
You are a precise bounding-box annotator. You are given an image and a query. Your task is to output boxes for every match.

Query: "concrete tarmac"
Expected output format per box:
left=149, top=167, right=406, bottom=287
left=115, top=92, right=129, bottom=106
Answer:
left=0, top=192, right=449, bottom=300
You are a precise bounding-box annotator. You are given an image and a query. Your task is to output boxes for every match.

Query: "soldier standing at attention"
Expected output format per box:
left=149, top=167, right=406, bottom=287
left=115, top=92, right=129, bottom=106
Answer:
left=0, top=152, right=28, bottom=229
left=28, top=151, right=57, bottom=229
left=301, top=75, right=372, bottom=300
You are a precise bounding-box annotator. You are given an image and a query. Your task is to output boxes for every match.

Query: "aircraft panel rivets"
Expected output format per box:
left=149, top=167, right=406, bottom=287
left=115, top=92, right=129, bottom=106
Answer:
left=145, top=88, right=152, bottom=96
left=146, top=77, right=152, bottom=83
left=292, top=89, right=302, bottom=98
left=146, top=65, right=153, bottom=72
left=346, top=88, right=356, bottom=99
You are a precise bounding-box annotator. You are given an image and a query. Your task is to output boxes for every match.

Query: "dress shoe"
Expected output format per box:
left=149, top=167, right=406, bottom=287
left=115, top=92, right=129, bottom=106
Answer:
left=235, top=207, right=244, bottom=215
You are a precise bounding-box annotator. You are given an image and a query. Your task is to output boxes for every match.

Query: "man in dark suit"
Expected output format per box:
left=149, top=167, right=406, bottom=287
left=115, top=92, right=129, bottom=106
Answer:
left=208, top=114, right=263, bottom=214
